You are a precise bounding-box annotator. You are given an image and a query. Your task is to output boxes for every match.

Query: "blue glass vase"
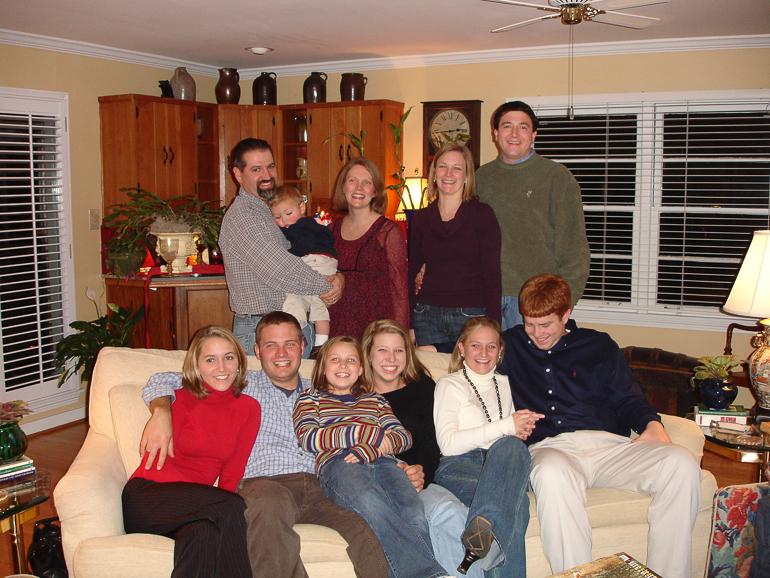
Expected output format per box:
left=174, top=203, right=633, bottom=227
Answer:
left=700, top=378, right=738, bottom=410
left=0, top=421, right=28, bottom=464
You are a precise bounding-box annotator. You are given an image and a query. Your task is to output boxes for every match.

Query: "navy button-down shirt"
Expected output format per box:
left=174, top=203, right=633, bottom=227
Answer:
left=499, top=320, right=661, bottom=446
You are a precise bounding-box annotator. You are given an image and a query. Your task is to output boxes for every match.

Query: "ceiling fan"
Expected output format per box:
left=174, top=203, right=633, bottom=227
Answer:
left=481, top=0, right=667, bottom=32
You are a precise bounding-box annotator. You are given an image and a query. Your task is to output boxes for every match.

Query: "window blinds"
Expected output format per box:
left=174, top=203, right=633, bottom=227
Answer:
left=533, top=99, right=770, bottom=317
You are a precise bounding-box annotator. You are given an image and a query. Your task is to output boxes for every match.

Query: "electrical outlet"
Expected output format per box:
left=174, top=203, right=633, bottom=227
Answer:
left=89, top=209, right=100, bottom=230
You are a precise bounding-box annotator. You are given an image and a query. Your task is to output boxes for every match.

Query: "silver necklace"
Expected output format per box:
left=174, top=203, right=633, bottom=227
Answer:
left=462, top=367, right=503, bottom=423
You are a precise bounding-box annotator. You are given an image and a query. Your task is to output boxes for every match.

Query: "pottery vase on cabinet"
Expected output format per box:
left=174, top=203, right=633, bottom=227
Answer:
left=303, top=72, right=327, bottom=104
left=340, top=73, right=367, bottom=101
left=252, top=72, right=277, bottom=105
left=215, top=68, right=241, bottom=104
left=170, top=67, right=196, bottom=101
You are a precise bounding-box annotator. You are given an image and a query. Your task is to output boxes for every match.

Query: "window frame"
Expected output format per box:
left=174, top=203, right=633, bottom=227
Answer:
left=0, top=86, right=79, bottom=430
left=521, top=89, right=770, bottom=332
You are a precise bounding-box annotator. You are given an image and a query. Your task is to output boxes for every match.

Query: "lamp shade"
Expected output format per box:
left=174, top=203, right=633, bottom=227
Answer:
left=723, top=230, right=770, bottom=318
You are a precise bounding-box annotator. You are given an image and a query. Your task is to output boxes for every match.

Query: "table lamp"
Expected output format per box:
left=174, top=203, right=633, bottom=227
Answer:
left=723, top=230, right=770, bottom=418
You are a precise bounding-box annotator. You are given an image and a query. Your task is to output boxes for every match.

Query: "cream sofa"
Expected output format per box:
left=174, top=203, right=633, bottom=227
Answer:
left=54, top=346, right=718, bottom=578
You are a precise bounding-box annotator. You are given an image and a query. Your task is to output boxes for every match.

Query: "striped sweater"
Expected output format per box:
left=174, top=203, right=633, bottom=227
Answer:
left=293, top=389, right=412, bottom=474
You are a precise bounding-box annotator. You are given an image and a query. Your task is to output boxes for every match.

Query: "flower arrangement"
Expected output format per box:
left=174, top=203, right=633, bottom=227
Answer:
left=0, top=400, right=32, bottom=423
left=693, top=355, right=742, bottom=381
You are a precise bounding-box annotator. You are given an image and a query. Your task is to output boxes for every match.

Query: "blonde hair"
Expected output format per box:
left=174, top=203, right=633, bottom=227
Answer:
left=268, top=184, right=303, bottom=209
left=425, top=142, right=477, bottom=204
left=448, top=317, right=504, bottom=373
left=182, top=326, right=247, bottom=398
left=333, top=157, right=388, bottom=215
left=361, top=319, right=430, bottom=386
left=311, top=336, right=371, bottom=396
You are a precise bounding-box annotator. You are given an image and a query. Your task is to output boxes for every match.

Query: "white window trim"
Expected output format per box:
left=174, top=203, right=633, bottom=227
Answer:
left=516, top=89, right=770, bottom=332
left=0, top=86, right=81, bottom=431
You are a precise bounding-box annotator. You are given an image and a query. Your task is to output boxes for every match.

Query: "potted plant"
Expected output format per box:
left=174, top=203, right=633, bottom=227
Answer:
left=54, top=289, right=144, bottom=388
left=0, top=400, right=33, bottom=463
left=103, top=188, right=224, bottom=275
left=385, top=107, right=424, bottom=212
left=693, top=354, right=742, bottom=410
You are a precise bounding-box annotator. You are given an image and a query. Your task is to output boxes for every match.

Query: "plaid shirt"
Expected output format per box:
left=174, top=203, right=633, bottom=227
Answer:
left=218, top=190, right=331, bottom=315
left=143, top=370, right=316, bottom=478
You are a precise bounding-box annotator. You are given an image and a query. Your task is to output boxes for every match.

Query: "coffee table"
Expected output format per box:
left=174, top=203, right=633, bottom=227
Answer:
left=0, top=471, right=51, bottom=573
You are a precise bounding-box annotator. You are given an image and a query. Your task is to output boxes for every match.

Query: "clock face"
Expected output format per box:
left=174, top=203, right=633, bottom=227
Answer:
left=429, top=109, right=471, bottom=148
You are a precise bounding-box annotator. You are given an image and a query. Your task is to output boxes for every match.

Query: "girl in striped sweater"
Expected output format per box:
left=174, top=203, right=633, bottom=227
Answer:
left=293, top=336, right=454, bottom=578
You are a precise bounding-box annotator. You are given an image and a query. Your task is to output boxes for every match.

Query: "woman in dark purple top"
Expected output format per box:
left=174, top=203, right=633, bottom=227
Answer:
left=408, top=142, right=502, bottom=347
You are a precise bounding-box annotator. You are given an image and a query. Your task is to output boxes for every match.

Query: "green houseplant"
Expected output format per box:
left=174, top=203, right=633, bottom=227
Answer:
left=103, top=188, right=225, bottom=275
left=54, top=289, right=144, bottom=387
left=693, top=354, right=742, bottom=410
left=385, top=107, right=423, bottom=210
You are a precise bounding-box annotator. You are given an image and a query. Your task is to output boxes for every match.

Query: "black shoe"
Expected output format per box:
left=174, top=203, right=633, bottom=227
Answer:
left=309, top=346, right=321, bottom=360
left=457, top=516, right=494, bottom=575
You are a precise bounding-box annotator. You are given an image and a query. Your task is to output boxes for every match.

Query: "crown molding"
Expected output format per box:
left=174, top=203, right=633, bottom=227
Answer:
left=2, top=28, right=768, bottom=80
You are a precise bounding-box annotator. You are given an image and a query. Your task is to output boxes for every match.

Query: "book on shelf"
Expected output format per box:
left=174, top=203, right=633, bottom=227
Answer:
left=547, top=552, right=662, bottom=578
left=694, top=404, right=749, bottom=426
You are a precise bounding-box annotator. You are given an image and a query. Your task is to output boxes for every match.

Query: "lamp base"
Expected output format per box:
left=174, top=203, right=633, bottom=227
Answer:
left=748, top=320, right=770, bottom=418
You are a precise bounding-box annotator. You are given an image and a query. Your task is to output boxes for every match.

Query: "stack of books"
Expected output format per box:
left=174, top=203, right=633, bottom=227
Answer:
left=0, top=455, right=35, bottom=482
left=694, top=404, right=749, bottom=427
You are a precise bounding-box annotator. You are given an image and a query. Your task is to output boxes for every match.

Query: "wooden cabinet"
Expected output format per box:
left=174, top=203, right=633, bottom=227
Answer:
left=99, top=95, right=216, bottom=210
left=281, top=100, right=404, bottom=218
left=217, top=105, right=281, bottom=207
left=105, top=277, right=232, bottom=350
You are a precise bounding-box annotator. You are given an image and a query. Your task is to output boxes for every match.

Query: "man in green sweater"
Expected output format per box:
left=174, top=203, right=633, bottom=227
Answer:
left=476, top=101, right=590, bottom=330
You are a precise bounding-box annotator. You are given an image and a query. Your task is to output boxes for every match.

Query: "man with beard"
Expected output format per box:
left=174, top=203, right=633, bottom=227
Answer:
left=220, top=138, right=344, bottom=355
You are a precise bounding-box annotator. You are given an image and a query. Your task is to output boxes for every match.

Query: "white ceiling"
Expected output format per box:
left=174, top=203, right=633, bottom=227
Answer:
left=1, top=0, right=769, bottom=73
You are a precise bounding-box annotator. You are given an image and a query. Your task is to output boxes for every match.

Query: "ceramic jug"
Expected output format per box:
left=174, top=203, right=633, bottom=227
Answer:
left=252, top=72, right=277, bottom=105
left=215, top=68, right=240, bottom=104
left=340, top=73, right=367, bottom=101
left=303, top=72, right=327, bottom=104
left=170, top=67, right=196, bottom=101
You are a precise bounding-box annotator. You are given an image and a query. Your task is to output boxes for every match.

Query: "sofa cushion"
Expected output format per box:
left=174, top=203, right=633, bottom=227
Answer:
left=110, top=383, right=152, bottom=476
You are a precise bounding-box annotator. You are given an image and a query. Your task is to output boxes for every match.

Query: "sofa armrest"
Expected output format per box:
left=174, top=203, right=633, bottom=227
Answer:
left=53, top=429, right=129, bottom=573
left=661, top=414, right=705, bottom=461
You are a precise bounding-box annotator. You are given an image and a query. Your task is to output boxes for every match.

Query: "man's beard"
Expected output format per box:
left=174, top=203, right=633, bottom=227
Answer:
left=257, top=178, right=277, bottom=201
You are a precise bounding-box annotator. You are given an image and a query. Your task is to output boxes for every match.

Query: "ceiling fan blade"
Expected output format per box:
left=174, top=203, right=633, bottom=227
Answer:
left=491, top=13, right=561, bottom=33
left=481, top=0, right=559, bottom=11
left=589, top=11, right=659, bottom=28
left=600, top=0, right=668, bottom=10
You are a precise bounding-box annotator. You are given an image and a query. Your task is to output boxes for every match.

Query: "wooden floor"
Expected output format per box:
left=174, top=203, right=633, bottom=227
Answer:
left=0, top=419, right=88, bottom=576
left=0, top=419, right=761, bottom=575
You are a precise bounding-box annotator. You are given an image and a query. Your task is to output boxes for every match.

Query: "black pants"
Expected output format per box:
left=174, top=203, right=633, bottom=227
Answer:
left=122, top=477, right=250, bottom=578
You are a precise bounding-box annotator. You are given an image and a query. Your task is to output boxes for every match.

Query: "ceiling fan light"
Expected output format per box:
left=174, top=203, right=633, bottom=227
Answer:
left=246, top=46, right=274, bottom=55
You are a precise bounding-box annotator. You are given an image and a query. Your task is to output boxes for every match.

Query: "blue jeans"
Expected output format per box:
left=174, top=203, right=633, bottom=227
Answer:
left=320, top=458, right=448, bottom=578
left=421, top=484, right=483, bottom=578
left=500, top=296, right=522, bottom=331
left=232, top=314, right=314, bottom=358
left=412, top=303, right=486, bottom=347
left=434, top=437, right=530, bottom=578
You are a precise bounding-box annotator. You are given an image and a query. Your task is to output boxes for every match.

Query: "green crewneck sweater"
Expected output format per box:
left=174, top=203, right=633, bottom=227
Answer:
left=476, top=153, right=590, bottom=304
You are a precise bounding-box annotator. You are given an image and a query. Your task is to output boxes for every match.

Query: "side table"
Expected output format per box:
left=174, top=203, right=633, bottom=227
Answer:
left=0, top=471, right=51, bottom=573
left=703, top=427, right=770, bottom=483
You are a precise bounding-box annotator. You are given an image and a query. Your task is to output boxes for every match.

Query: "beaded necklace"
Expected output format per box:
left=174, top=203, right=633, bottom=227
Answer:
left=462, top=366, right=503, bottom=423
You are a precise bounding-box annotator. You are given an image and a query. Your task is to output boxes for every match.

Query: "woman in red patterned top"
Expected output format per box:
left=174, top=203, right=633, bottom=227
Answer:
left=327, top=157, right=408, bottom=340
left=122, top=326, right=261, bottom=578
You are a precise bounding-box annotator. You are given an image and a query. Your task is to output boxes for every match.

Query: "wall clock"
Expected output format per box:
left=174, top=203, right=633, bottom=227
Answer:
left=422, top=100, right=482, bottom=176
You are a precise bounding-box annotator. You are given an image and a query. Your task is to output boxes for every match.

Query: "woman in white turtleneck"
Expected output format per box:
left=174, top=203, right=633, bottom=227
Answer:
left=433, top=317, right=543, bottom=578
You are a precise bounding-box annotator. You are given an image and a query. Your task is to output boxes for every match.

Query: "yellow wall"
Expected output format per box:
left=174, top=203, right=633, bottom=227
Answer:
left=2, top=42, right=769, bottom=419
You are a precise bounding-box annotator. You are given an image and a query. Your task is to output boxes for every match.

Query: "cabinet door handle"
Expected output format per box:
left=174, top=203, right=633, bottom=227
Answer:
left=162, top=146, right=168, bottom=165
left=169, top=147, right=175, bottom=165
left=346, top=144, right=351, bottom=161
left=338, top=144, right=343, bottom=162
